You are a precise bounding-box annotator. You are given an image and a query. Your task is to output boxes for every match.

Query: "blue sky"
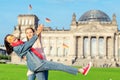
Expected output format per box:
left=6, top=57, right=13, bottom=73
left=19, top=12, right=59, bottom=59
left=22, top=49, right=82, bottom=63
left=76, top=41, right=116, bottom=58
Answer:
left=0, top=0, right=120, bottom=44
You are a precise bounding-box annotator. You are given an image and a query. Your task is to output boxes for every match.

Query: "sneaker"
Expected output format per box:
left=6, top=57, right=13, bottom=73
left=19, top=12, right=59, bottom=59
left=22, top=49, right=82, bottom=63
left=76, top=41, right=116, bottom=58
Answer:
left=82, top=62, right=92, bottom=75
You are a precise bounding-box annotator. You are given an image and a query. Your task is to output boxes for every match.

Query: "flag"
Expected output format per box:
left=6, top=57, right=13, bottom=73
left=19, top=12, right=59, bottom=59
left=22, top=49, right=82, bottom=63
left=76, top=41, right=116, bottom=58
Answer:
left=63, top=43, right=69, bottom=48
left=45, top=18, right=51, bottom=23
left=29, top=4, right=32, bottom=10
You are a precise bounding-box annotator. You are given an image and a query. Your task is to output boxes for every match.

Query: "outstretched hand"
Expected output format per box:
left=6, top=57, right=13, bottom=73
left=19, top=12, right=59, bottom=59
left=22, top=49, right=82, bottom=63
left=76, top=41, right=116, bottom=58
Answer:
left=36, top=24, right=44, bottom=36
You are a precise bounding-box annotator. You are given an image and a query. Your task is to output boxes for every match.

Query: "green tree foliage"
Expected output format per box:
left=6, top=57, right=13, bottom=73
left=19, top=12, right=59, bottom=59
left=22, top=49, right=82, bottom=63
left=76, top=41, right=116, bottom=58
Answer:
left=0, top=54, right=11, bottom=60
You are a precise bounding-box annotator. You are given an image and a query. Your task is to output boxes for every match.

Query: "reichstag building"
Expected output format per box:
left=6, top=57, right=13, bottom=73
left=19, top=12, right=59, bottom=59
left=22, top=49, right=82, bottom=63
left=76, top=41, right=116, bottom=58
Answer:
left=12, top=10, right=120, bottom=67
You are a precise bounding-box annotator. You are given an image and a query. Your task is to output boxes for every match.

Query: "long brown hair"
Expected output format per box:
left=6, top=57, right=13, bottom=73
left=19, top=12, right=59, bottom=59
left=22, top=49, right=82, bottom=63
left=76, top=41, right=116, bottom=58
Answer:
left=4, top=34, right=13, bottom=55
left=25, top=27, right=35, bottom=41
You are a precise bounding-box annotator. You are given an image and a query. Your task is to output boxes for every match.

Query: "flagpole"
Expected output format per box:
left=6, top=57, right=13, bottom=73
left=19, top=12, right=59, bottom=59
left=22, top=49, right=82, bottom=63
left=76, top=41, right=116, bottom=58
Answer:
left=28, top=4, right=32, bottom=14
left=44, top=18, right=47, bottom=27
left=28, top=8, right=30, bottom=14
left=45, top=18, right=51, bottom=27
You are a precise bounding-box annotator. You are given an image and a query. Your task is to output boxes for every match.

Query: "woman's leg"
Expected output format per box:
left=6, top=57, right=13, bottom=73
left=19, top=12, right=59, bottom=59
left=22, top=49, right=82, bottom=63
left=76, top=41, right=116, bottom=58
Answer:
left=35, top=60, right=91, bottom=76
left=28, top=74, right=36, bottom=80
left=44, top=70, right=48, bottom=80
left=36, top=60, right=78, bottom=75
left=35, top=71, right=46, bottom=80
left=27, top=70, right=36, bottom=80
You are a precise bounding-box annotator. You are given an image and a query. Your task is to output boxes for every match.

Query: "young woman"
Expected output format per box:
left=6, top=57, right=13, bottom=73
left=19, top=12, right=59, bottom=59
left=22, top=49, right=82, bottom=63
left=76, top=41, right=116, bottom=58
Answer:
left=4, top=25, right=91, bottom=80
left=25, top=26, right=48, bottom=80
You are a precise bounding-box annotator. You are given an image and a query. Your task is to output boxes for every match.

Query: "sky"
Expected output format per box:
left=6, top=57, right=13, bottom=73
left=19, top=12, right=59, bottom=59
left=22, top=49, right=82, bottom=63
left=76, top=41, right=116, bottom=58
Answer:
left=0, top=0, right=120, bottom=45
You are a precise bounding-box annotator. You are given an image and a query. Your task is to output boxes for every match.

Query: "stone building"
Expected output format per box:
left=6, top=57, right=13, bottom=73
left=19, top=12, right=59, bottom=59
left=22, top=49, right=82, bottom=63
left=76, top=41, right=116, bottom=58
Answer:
left=0, top=45, right=6, bottom=55
left=12, top=10, right=120, bottom=67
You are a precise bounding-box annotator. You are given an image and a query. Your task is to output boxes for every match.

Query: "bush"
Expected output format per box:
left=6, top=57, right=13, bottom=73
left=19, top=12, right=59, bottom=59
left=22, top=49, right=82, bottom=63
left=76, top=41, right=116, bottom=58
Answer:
left=0, top=54, right=11, bottom=60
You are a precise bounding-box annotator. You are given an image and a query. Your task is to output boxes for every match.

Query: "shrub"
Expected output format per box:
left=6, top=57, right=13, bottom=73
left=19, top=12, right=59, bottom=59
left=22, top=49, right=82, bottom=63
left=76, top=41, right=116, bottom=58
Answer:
left=0, top=54, right=11, bottom=60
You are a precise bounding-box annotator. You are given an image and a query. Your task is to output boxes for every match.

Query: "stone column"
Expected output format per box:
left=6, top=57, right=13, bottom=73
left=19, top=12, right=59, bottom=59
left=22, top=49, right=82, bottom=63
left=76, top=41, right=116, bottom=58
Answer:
left=70, top=36, right=76, bottom=57
left=88, top=36, right=91, bottom=59
left=104, top=36, right=107, bottom=59
left=80, top=36, right=83, bottom=58
left=77, top=36, right=81, bottom=58
left=62, top=37, right=65, bottom=57
left=54, top=37, right=57, bottom=56
left=118, top=36, right=120, bottom=61
left=115, top=35, right=118, bottom=60
left=110, top=36, right=114, bottom=59
left=96, top=36, right=99, bottom=59
left=107, top=36, right=114, bottom=59
left=61, top=37, right=64, bottom=57
left=48, top=37, right=50, bottom=56
left=117, top=35, right=120, bottom=61
left=118, top=48, right=120, bottom=61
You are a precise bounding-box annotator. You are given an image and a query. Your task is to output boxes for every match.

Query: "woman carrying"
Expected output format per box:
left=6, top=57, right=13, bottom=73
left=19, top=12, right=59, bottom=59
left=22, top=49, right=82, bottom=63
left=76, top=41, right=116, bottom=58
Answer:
left=4, top=25, right=91, bottom=80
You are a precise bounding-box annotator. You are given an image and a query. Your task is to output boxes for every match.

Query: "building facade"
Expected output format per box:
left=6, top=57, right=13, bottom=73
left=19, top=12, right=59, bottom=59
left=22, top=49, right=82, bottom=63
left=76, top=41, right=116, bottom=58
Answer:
left=0, top=45, right=6, bottom=55
left=12, top=10, right=120, bottom=67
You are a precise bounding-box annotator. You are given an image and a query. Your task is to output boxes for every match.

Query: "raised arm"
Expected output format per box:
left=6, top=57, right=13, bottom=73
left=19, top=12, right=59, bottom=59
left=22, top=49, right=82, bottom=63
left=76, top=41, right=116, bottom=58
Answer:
left=13, top=25, right=43, bottom=58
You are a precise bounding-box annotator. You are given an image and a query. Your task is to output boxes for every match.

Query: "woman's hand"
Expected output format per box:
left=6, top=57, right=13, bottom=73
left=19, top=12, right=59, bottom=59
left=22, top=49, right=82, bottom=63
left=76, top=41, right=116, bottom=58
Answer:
left=36, top=24, right=44, bottom=36
left=22, top=56, right=27, bottom=61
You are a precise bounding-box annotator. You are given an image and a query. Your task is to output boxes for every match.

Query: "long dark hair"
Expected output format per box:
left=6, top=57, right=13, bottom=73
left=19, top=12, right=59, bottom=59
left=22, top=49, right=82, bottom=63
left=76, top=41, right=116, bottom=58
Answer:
left=25, top=27, right=35, bottom=41
left=4, top=34, right=13, bottom=55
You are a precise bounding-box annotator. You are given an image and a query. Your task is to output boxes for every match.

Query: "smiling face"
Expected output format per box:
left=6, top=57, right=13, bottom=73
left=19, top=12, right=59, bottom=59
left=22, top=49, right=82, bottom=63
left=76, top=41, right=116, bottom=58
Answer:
left=25, top=28, right=35, bottom=40
left=6, top=35, right=18, bottom=45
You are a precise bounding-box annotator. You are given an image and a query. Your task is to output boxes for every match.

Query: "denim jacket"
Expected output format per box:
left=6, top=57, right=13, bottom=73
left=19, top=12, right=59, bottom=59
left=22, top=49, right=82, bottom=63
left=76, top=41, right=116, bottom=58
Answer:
left=13, top=34, right=44, bottom=72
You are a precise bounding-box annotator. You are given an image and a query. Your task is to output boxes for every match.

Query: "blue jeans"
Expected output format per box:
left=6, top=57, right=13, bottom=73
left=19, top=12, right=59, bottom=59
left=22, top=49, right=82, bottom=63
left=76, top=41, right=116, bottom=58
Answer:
left=28, top=70, right=48, bottom=80
left=35, top=60, right=78, bottom=75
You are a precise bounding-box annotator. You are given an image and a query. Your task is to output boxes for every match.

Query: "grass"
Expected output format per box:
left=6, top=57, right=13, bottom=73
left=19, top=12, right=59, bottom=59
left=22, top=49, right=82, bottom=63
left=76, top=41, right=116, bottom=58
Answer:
left=0, top=64, right=120, bottom=80
left=0, top=64, right=27, bottom=80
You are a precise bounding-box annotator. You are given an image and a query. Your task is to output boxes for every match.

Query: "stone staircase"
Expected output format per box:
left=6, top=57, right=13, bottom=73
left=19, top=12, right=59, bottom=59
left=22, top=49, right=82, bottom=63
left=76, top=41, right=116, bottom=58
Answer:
left=72, top=58, right=117, bottom=67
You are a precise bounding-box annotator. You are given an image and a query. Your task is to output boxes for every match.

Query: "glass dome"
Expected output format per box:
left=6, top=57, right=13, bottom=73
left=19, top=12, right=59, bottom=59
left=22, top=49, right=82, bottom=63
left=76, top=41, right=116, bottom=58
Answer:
left=79, top=10, right=111, bottom=22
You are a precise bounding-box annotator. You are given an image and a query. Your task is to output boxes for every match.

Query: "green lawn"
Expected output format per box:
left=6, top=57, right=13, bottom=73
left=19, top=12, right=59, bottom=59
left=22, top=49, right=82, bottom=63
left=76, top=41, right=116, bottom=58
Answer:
left=0, top=64, right=120, bottom=80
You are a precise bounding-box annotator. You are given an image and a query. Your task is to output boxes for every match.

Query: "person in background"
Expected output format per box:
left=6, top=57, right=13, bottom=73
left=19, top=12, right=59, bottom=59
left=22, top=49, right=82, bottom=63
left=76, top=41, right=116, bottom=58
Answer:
left=4, top=25, right=92, bottom=80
